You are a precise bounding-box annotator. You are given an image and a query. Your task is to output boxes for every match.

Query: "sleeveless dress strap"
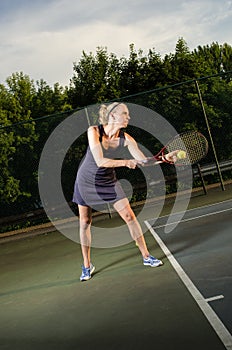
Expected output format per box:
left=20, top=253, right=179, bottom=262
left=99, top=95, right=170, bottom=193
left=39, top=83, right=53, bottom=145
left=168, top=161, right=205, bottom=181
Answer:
left=119, top=129, right=125, bottom=147
left=98, top=124, right=104, bottom=142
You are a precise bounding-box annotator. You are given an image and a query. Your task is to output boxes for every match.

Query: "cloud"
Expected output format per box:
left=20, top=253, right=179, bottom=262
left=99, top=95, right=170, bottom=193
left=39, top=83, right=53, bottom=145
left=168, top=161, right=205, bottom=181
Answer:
left=0, top=0, right=231, bottom=86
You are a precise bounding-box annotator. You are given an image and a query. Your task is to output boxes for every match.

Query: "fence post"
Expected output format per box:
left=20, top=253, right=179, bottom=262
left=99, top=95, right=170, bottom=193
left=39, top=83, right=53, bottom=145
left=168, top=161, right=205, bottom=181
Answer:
left=84, top=107, right=91, bottom=126
left=196, top=163, right=207, bottom=195
left=195, top=80, right=225, bottom=191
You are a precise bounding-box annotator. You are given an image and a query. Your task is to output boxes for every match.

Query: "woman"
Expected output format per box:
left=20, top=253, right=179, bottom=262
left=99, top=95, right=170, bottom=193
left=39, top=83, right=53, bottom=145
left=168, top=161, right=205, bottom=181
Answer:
left=73, top=102, right=178, bottom=281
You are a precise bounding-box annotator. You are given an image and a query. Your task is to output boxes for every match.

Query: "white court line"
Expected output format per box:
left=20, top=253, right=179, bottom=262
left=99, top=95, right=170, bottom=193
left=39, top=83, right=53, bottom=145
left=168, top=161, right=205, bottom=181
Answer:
left=206, top=295, right=224, bottom=303
left=154, top=207, right=232, bottom=229
left=144, top=220, right=232, bottom=350
left=168, top=198, right=232, bottom=216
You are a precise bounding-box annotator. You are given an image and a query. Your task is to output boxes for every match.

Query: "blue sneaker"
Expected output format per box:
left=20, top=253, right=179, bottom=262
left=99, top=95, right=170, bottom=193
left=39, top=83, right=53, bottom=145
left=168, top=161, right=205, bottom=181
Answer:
left=90, top=263, right=95, bottom=275
left=80, top=263, right=95, bottom=281
left=143, top=255, right=163, bottom=267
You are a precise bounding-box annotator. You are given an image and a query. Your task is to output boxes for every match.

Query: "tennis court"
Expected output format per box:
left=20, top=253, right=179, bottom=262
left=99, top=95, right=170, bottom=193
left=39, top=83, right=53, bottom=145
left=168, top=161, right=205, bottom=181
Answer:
left=0, top=183, right=232, bottom=350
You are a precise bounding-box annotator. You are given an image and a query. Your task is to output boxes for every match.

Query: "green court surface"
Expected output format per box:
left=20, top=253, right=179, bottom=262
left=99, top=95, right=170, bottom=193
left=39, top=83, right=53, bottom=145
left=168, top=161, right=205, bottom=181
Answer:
left=0, top=183, right=232, bottom=350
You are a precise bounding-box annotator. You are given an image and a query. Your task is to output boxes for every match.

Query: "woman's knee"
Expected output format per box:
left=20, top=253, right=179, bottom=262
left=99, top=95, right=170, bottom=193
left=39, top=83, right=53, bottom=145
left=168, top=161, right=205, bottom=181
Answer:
left=79, top=216, right=92, bottom=229
left=122, top=210, right=136, bottom=223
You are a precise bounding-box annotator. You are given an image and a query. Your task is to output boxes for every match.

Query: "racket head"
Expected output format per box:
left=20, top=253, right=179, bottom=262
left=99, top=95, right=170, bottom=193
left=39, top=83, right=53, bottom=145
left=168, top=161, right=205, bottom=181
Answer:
left=165, top=130, right=209, bottom=165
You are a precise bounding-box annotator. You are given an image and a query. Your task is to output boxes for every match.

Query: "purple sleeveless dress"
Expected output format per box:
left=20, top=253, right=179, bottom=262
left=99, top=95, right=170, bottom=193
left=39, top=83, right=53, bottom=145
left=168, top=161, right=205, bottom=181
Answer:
left=72, top=125, right=127, bottom=208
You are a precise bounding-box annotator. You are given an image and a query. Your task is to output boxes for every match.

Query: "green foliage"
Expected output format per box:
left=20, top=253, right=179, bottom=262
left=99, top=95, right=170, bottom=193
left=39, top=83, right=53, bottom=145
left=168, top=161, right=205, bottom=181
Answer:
left=0, top=38, right=232, bottom=220
left=68, top=46, right=127, bottom=106
left=0, top=73, right=70, bottom=215
left=0, top=109, right=19, bottom=203
left=0, top=75, right=37, bottom=206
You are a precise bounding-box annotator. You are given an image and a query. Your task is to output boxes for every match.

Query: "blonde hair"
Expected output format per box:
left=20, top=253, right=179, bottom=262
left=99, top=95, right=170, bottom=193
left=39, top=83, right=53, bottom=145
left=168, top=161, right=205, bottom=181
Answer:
left=98, top=102, right=122, bottom=125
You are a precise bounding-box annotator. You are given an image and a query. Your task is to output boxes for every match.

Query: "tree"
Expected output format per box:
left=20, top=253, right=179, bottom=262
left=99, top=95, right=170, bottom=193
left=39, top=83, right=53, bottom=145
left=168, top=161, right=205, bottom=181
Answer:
left=0, top=108, right=20, bottom=205
left=193, top=42, right=232, bottom=77
left=0, top=73, right=72, bottom=215
left=69, top=47, right=123, bottom=107
left=0, top=73, right=38, bottom=213
left=164, top=38, right=203, bottom=82
left=31, top=80, right=70, bottom=118
left=1, top=40, right=232, bottom=218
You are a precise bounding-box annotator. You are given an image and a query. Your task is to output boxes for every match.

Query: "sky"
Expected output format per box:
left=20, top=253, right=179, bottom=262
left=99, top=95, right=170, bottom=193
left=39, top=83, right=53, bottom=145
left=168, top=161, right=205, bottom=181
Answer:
left=0, top=0, right=232, bottom=87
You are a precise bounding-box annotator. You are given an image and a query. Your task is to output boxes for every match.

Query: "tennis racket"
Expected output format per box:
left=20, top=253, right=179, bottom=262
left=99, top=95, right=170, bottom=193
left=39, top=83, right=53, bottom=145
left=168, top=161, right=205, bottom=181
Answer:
left=141, top=130, right=208, bottom=166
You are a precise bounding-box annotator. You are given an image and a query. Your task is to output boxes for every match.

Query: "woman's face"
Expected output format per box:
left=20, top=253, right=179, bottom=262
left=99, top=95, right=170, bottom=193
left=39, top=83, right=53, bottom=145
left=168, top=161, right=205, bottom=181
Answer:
left=111, top=104, right=130, bottom=127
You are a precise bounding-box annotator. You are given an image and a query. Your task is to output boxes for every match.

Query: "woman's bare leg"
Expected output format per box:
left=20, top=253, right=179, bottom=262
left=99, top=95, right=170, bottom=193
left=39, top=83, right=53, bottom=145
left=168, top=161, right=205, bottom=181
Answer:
left=78, top=205, right=92, bottom=268
left=113, top=199, right=150, bottom=258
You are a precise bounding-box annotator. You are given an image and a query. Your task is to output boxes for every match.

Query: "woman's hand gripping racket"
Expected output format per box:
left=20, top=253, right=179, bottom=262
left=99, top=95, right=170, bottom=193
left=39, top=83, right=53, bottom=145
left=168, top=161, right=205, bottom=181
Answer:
left=141, top=131, right=208, bottom=167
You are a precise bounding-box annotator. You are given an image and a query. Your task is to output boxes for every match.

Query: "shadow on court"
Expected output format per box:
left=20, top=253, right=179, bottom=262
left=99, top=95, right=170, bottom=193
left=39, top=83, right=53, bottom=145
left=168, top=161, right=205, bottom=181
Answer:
left=0, top=183, right=232, bottom=350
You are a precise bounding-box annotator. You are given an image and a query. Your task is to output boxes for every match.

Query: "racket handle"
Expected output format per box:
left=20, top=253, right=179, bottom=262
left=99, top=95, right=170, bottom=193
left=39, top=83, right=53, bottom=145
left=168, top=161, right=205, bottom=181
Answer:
left=161, top=154, right=174, bottom=164
left=139, top=156, right=163, bottom=167
left=154, top=153, right=173, bottom=164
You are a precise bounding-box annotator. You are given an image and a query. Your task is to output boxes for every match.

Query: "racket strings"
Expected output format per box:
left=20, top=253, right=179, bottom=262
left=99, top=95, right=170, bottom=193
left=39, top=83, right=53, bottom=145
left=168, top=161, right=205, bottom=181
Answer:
left=167, top=131, right=208, bottom=165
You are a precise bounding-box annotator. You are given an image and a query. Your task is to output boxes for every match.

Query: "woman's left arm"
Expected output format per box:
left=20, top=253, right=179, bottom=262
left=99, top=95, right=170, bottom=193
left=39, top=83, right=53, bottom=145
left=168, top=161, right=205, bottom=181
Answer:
left=125, top=133, right=179, bottom=164
left=125, top=133, right=147, bottom=160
